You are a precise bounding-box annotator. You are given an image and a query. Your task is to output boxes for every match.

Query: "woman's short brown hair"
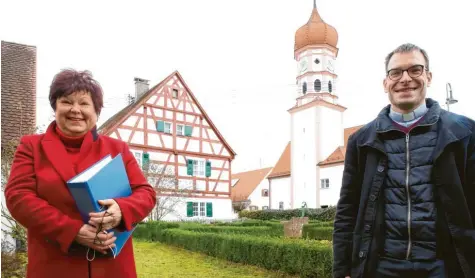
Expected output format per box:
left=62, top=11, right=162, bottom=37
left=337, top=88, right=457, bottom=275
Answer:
left=49, top=69, right=104, bottom=115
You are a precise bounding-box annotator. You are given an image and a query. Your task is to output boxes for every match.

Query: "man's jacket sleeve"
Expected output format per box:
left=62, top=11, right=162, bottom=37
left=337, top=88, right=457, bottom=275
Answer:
left=333, top=134, right=362, bottom=278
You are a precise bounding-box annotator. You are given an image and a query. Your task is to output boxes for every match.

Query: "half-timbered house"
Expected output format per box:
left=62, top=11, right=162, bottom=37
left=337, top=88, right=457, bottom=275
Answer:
left=98, top=71, right=236, bottom=221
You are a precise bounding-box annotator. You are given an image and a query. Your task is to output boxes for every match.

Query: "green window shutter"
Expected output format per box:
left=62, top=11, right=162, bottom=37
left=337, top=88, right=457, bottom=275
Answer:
left=205, top=161, right=211, bottom=177
left=206, top=202, right=213, bottom=217
left=142, top=153, right=150, bottom=170
left=156, top=120, right=164, bottom=132
left=187, top=202, right=193, bottom=217
left=184, top=125, right=193, bottom=137
left=187, top=159, right=194, bottom=176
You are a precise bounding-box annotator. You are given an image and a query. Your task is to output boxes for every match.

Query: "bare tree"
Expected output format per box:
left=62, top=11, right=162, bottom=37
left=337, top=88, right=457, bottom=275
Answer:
left=142, top=162, right=190, bottom=221
left=231, top=194, right=251, bottom=212
left=1, top=125, right=38, bottom=254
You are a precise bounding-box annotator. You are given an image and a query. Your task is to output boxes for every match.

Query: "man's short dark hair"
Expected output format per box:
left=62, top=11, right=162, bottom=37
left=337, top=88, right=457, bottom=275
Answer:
left=385, top=43, right=430, bottom=72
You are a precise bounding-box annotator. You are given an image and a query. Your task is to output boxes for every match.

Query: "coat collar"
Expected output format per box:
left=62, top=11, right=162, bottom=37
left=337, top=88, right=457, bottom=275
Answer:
left=375, top=98, right=440, bottom=133
left=359, top=98, right=472, bottom=161
left=41, top=121, right=100, bottom=183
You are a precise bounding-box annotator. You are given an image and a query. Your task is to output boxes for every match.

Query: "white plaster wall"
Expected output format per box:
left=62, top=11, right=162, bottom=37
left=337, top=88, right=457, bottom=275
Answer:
left=247, top=173, right=271, bottom=209
left=311, top=54, right=324, bottom=72
left=319, top=106, right=344, bottom=162
left=291, top=107, right=318, bottom=208
left=318, top=165, right=344, bottom=207
left=269, top=177, right=291, bottom=210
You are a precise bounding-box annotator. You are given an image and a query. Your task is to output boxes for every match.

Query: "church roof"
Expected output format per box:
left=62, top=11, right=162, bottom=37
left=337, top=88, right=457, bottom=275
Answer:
left=319, top=125, right=364, bottom=166
left=268, top=142, right=291, bottom=179
left=318, top=146, right=346, bottom=166
left=294, top=1, right=338, bottom=52
left=231, top=167, right=273, bottom=201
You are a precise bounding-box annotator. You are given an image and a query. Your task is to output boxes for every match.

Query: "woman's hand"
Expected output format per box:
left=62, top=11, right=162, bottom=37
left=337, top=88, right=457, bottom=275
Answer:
left=75, top=224, right=116, bottom=254
left=88, top=199, right=122, bottom=231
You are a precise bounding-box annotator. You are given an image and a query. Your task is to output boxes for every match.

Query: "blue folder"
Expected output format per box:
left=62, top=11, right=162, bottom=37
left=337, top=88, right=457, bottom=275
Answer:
left=67, top=153, right=135, bottom=258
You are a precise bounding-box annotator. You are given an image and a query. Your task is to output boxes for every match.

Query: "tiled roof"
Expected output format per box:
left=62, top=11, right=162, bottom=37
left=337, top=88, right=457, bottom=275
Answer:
left=318, top=146, right=346, bottom=166
left=344, top=125, right=364, bottom=148
left=1, top=41, right=37, bottom=146
left=231, top=167, right=273, bottom=201
left=268, top=142, right=291, bottom=179
left=97, top=70, right=236, bottom=157
left=97, top=71, right=175, bottom=135
left=319, top=125, right=363, bottom=166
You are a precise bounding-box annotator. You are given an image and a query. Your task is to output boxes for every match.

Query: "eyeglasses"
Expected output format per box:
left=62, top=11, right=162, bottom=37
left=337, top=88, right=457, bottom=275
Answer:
left=386, top=64, right=426, bottom=81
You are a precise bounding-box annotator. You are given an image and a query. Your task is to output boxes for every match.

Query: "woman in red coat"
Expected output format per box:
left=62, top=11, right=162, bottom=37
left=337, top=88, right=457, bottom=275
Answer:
left=5, top=69, right=157, bottom=278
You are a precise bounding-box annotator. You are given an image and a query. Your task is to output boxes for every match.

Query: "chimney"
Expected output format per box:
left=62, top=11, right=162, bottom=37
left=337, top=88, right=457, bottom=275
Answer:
left=134, top=77, right=150, bottom=99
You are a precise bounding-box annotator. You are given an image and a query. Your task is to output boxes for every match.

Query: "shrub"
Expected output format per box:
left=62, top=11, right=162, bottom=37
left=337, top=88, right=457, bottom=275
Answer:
left=302, top=225, right=333, bottom=241
left=133, top=221, right=180, bottom=240
left=1, top=251, right=27, bottom=278
left=238, top=206, right=336, bottom=222
left=179, top=223, right=284, bottom=237
left=153, top=228, right=333, bottom=278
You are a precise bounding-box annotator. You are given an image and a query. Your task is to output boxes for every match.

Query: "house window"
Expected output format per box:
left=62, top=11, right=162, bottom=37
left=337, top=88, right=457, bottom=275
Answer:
left=172, top=89, right=178, bottom=98
left=187, top=159, right=211, bottom=177
left=187, top=202, right=213, bottom=217
left=279, top=201, right=284, bottom=210
left=262, top=189, right=269, bottom=197
left=302, top=82, right=307, bottom=94
left=156, top=120, right=172, bottom=134
left=164, top=122, right=171, bottom=134
left=328, top=81, right=333, bottom=93
left=177, top=124, right=184, bottom=136
left=249, top=205, right=258, bottom=211
left=314, top=58, right=320, bottom=64
left=192, top=202, right=205, bottom=216
left=321, top=178, right=330, bottom=189
left=193, top=159, right=205, bottom=176
left=133, top=151, right=142, bottom=167
left=262, top=206, right=269, bottom=210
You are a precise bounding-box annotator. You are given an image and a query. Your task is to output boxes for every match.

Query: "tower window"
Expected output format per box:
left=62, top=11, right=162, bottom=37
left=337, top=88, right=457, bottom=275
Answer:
left=314, top=58, right=320, bottom=64
left=314, top=79, right=321, bottom=92
left=302, top=82, right=307, bottom=94
left=328, top=81, right=333, bottom=93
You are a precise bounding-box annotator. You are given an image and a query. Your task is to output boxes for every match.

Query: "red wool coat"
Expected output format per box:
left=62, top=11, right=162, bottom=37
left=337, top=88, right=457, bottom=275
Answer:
left=5, top=122, right=157, bottom=278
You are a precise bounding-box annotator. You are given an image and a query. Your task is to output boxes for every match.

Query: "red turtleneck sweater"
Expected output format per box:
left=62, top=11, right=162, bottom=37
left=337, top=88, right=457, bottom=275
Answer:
left=55, top=126, right=86, bottom=168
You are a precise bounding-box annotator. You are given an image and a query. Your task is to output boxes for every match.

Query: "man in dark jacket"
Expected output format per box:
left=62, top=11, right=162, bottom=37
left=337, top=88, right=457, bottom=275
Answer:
left=333, top=43, right=475, bottom=278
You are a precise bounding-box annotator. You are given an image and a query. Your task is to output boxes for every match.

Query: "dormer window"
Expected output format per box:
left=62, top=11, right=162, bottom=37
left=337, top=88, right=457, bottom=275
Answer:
left=328, top=81, right=333, bottom=93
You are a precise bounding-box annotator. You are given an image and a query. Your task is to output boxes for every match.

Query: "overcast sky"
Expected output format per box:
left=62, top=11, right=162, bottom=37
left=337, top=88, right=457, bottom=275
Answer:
left=2, top=0, right=474, bottom=172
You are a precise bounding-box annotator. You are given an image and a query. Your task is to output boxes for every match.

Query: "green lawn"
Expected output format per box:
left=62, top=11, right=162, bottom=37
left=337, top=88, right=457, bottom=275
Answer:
left=133, top=240, right=297, bottom=278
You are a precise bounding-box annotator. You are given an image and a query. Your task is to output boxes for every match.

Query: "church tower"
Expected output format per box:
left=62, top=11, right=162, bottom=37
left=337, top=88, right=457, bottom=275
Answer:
left=289, top=1, right=346, bottom=209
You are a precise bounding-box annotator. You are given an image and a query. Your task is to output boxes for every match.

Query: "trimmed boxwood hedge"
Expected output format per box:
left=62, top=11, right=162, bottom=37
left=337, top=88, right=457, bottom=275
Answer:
left=302, top=225, right=333, bottom=241
left=179, top=223, right=284, bottom=237
left=141, top=228, right=333, bottom=277
left=238, top=206, right=336, bottom=221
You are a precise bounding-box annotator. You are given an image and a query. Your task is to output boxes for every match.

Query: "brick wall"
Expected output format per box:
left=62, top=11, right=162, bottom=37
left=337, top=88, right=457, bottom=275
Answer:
left=1, top=41, right=37, bottom=146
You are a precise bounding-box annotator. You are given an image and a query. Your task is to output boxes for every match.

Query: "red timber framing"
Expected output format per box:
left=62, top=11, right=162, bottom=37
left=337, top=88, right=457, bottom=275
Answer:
left=98, top=71, right=236, bottom=199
